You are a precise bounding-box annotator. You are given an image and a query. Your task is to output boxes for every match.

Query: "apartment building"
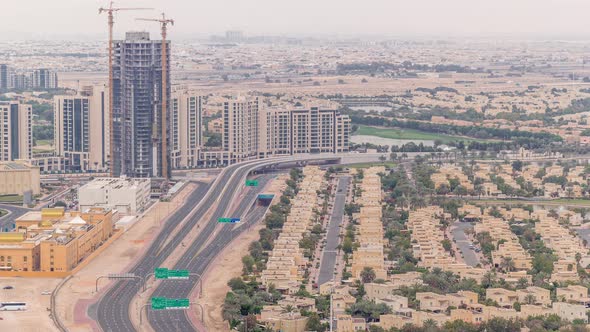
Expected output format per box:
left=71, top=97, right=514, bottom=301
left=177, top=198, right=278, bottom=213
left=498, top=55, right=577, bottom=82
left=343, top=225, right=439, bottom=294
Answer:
left=0, top=161, right=40, bottom=196
left=54, top=85, right=109, bottom=171
left=214, top=101, right=350, bottom=165
left=0, top=207, right=113, bottom=272
left=170, top=90, right=202, bottom=169
left=0, top=101, right=32, bottom=161
left=112, top=31, right=171, bottom=178
left=31, top=69, right=58, bottom=89
left=223, top=96, right=259, bottom=164
left=0, top=64, right=9, bottom=90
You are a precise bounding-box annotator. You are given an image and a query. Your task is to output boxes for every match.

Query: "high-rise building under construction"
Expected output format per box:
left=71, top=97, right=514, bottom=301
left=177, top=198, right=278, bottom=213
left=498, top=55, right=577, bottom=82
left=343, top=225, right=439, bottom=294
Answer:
left=111, top=31, right=170, bottom=178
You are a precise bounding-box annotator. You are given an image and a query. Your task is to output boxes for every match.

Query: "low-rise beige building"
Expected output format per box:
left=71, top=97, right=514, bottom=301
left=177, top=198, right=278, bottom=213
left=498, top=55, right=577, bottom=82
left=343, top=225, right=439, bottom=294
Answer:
left=0, top=161, right=40, bottom=196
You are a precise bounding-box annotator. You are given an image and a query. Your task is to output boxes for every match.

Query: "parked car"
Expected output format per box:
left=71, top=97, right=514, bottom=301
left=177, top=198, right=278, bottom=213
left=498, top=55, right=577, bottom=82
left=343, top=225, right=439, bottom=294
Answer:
left=41, top=291, right=52, bottom=295
left=3, top=286, right=13, bottom=290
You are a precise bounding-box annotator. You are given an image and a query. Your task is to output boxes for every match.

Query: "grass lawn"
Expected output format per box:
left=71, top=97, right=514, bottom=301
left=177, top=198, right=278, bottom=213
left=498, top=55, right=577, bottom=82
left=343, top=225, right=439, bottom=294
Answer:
left=36, top=139, right=53, bottom=146
left=0, top=209, right=6, bottom=217
left=345, top=161, right=396, bottom=169
left=0, top=195, right=23, bottom=203
left=353, top=125, right=485, bottom=143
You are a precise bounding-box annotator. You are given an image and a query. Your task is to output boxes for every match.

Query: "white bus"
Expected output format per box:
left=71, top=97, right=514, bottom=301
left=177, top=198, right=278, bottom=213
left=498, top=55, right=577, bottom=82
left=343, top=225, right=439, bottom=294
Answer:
left=0, top=302, right=27, bottom=311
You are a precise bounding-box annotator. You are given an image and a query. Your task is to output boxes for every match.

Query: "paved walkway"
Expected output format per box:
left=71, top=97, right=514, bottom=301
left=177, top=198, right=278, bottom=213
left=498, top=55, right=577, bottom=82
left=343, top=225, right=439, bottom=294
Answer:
left=317, top=176, right=351, bottom=286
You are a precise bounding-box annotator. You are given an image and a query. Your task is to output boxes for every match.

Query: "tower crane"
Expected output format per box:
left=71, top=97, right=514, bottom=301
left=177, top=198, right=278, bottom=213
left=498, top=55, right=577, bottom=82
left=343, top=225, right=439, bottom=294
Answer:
left=99, top=2, right=152, bottom=177
left=136, top=13, right=174, bottom=180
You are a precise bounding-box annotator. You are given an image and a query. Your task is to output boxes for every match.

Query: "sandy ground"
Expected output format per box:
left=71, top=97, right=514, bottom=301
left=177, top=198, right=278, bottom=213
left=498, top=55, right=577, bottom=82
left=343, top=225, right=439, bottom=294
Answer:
left=199, top=222, right=264, bottom=331
left=55, top=183, right=198, bottom=332
left=196, top=175, right=288, bottom=331
left=0, top=277, right=61, bottom=332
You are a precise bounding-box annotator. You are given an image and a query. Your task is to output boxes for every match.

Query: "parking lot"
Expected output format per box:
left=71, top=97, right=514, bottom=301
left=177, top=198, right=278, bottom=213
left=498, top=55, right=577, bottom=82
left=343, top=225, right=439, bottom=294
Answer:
left=0, top=277, right=61, bottom=331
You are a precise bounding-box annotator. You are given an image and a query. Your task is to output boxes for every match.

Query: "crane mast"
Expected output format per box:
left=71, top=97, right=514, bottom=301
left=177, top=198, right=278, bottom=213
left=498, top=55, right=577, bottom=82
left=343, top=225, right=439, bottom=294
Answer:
left=136, top=13, right=174, bottom=180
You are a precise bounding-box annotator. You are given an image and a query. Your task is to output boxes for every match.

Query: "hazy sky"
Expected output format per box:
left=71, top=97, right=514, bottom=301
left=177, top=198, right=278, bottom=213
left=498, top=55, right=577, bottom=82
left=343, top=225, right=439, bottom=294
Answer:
left=3, top=0, right=590, bottom=40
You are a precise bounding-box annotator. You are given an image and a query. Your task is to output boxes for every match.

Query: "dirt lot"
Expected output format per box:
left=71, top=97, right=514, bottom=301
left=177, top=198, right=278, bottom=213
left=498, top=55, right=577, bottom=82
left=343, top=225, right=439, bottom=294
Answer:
left=0, top=277, right=61, bottom=332
left=199, top=222, right=264, bottom=331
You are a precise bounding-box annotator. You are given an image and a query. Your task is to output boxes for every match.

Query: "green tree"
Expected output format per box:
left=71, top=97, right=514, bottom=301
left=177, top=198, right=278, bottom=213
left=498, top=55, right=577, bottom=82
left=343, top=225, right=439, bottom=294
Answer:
left=360, top=267, right=376, bottom=284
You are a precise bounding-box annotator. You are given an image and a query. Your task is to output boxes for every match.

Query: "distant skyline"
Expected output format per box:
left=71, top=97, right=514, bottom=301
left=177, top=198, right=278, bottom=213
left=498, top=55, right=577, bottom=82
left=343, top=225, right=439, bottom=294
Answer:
left=3, top=0, right=590, bottom=40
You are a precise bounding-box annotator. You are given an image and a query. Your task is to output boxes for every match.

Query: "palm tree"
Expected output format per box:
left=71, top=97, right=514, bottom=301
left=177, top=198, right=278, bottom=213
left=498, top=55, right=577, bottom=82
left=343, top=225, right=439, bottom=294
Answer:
left=516, top=277, right=528, bottom=289
left=281, top=304, right=297, bottom=319
left=500, top=257, right=515, bottom=272
left=360, top=267, right=376, bottom=283
left=524, top=294, right=536, bottom=305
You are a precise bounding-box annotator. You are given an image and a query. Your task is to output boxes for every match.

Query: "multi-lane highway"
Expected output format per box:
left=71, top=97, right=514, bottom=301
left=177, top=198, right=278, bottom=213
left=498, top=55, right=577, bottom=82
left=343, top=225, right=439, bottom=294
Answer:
left=148, top=174, right=274, bottom=331
left=92, top=154, right=359, bottom=332
left=93, top=157, right=297, bottom=332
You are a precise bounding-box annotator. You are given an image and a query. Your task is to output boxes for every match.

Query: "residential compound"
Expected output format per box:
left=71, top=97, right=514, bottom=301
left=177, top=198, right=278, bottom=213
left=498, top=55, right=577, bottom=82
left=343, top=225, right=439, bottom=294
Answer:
left=0, top=101, right=32, bottom=161
left=431, top=158, right=590, bottom=199
left=78, top=177, right=151, bottom=215
left=260, top=166, right=326, bottom=293
left=351, top=167, right=387, bottom=280
left=259, top=167, right=328, bottom=330
left=0, top=207, right=113, bottom=273
left=53, top=85, right=109, bottom=171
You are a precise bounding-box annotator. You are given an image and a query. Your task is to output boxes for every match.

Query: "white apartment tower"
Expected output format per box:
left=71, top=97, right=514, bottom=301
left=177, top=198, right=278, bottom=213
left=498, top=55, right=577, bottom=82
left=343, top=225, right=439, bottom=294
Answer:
left=170, top=91, right=202, bottom=169
left=223, top=96, right=259, bottom=164
left=54, top=85, right=109, bottom=171
left=0, top=102, right=32, bottom=161
left=261, top=106, right=350, bottom=156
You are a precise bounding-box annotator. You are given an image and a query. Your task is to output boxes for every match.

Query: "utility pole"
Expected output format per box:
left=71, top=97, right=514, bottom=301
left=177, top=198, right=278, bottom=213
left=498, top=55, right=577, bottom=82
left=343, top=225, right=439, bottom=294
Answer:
left=99, top=2, right=152, bottom=177
left=136, top=13, right=174, bottom=181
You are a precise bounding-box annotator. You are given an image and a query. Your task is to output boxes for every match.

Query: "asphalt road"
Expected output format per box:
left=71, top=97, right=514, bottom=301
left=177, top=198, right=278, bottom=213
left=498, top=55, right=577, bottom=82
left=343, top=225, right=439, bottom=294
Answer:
left=94, top=157, right=294, bottom=332
left=0, top=203, right=31, bottom=230
left=317, top=176, right=351, bottom=286
left=147, top=174, right=274, bottom=332
left=450, top=221, right=480, bottom=267
left=93, top=181, right=212, bottom=332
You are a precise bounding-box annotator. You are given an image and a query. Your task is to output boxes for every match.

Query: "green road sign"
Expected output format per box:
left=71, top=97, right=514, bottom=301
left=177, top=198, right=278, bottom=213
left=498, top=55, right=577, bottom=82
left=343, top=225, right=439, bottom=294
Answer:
left=151, top=297, right=167, bottom=310
left=218, top=217, right=240, bottom=223
left=168, top=269, right=190, bottom=279
left=155, top=268, right=189, bottom=279
left=166, top=298, right=190, bottom=309
left=245, top=179, right=259, bottom=187
left=155, top=268, right=168, bottom=279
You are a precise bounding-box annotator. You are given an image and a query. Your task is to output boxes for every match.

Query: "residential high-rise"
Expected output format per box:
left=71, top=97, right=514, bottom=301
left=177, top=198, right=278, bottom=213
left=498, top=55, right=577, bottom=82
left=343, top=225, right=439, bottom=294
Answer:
left=223, top=96, right=259, bottom=164
left=112, top=31, right=171, bottom=178
left=53, top=85, right=109, bottom=171
left=10, top=73, right=30, bottom=90
left=260, top=106, right=350, bottom=157
left=31, top=69, right=58, bottom=89
left=170, top=90, right=202, bottom=169
left=0, top=65, right=9, bottom=90
left=0, top=101, right=32, bottom=161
